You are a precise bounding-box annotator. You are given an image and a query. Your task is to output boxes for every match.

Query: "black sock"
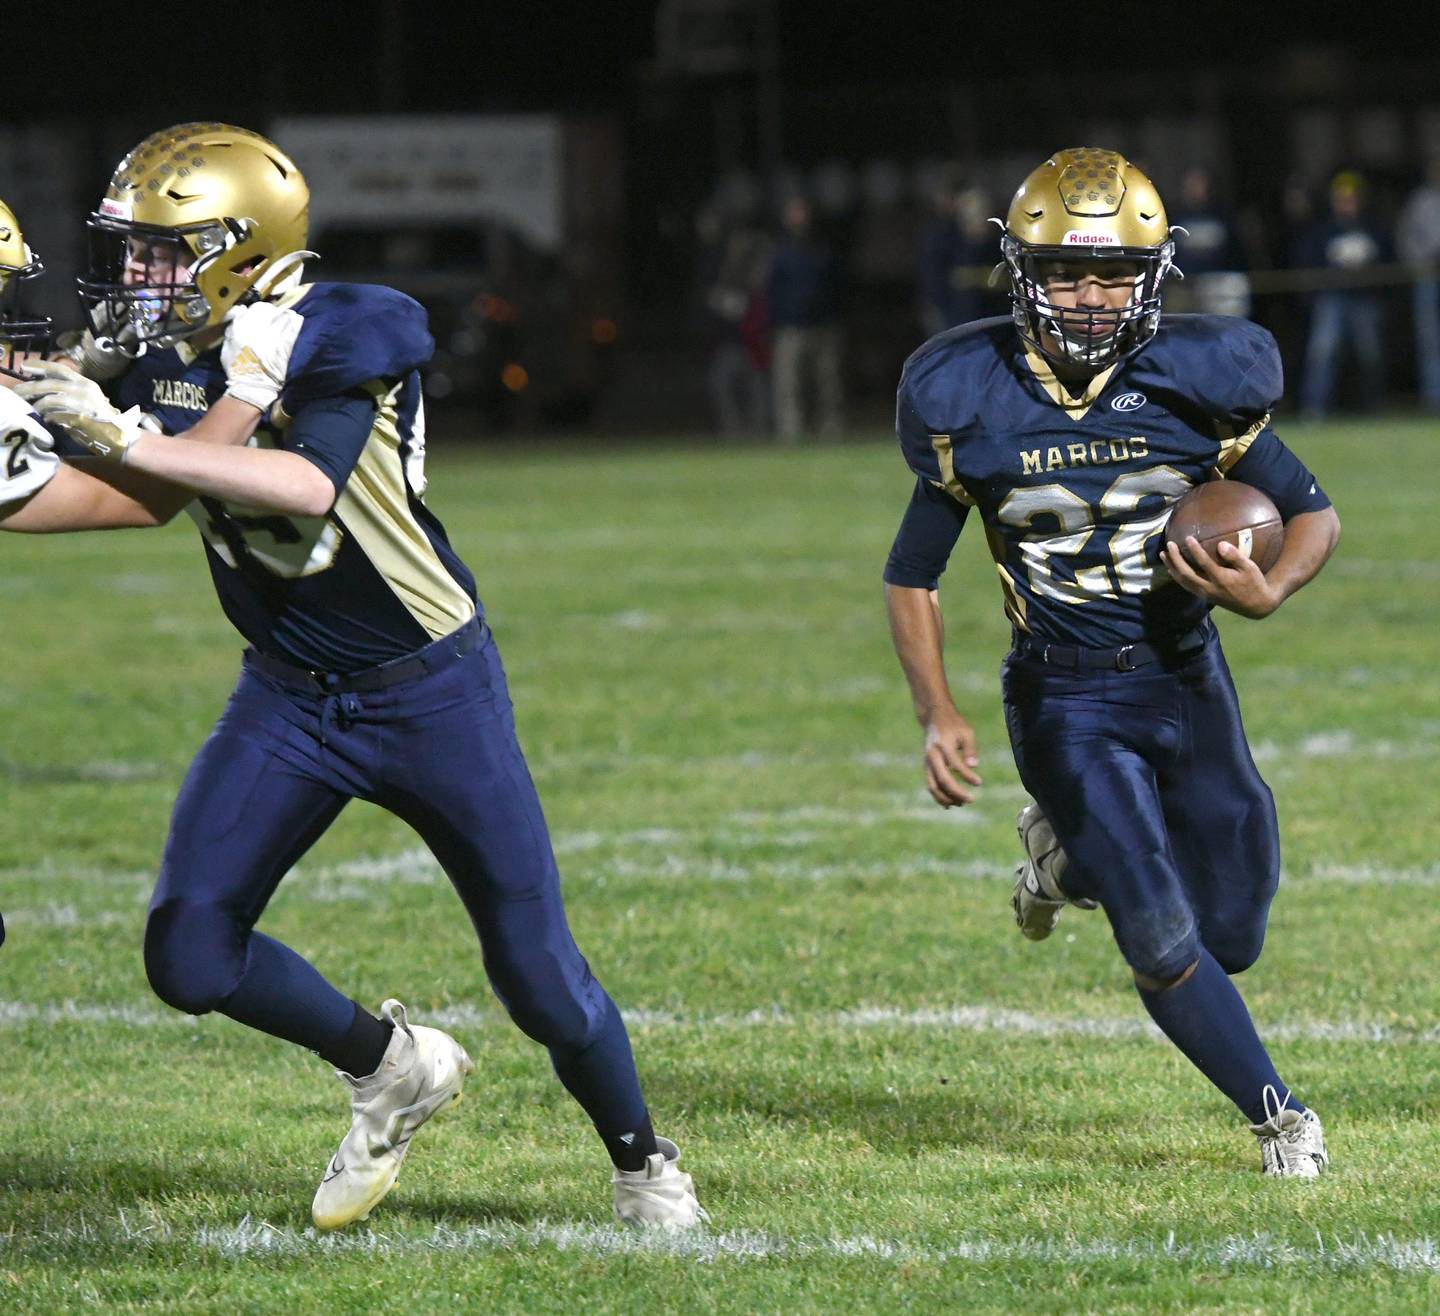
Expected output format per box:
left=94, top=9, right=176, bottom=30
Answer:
left=316, top=1000, right=394, bottom=1077
left=604, top=1113, right=658, bottom=1172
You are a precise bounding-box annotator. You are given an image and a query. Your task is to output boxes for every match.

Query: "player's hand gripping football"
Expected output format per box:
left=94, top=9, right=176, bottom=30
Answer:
left=14, top=361, right=147, bottom=462
left=923, top=706, right=983, bottom=807
left=222, top=300, right=303, bottom=413
left=1161, top=537, right=1284, bottom=620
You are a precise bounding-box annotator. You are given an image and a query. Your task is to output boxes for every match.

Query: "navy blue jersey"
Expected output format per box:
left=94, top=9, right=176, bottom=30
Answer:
left=884, top=315, right=1330, bottom=647
left=114, top=283, right=479, bottom=671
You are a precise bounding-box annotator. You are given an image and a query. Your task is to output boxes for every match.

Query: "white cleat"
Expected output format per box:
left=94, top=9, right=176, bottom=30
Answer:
left=1250, top=1085, right=1328, bottom=1178
left=1012, top=802, right=1096, bottom=941
left=613, top=1137, right=708, bottom=1231
left=312, top=999, right=475, bottom=1230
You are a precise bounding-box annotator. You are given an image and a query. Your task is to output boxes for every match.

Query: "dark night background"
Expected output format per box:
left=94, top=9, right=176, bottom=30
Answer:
left=7, top=3, right=1439, bottom=433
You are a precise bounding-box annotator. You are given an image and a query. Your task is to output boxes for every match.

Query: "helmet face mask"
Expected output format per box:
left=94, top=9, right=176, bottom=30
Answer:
left=80, top=216, right=230, bottom=349
left=78, top=122, right=310, bottom=350
left=0, top=207, right=52, bottom=377
left=1001, top=148, right=1176, bottom=372
left=1003, top=238, right=1173, bottom=370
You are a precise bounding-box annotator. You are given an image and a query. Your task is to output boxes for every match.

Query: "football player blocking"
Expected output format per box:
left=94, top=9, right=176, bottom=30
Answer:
left=11, top=124, right=704, bottom=1230
left=884, top=149, right=1341, bottom=1177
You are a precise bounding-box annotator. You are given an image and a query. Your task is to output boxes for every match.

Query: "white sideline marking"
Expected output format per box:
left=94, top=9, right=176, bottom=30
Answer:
left=111, top=572, right=184, bottom=595
left=6, top=997, right=1440, bottom=1048
left=528, top=746, right=1025, bottom=779
left=551, top=805, right=996, bottom=858
left=75, top=760, right=164, bottom=782
left=312, top=849, right=438, bottom=884
left=4, top=902, right=134, bottom=929
left=611, top=609, right=661, bottom=631
left=575, top=854, right=1006, bottom=884
left=0, top=1001, right=177, bottom=1027
left=0, top=758, right=162, bottom=784
left=728, top=803, right=986, bottom=829
left=183, top=1216, right=1440, bottom=1275
left=1330, top=557, right=1440, bottom=583
left=297, top=847, right=1440, bottom=893
left=1251, top=729, right=1437, bottom=763
left=0, top=859, right=153, bottom=887
left=1302, top=862, right=1440, bottom=888
left=10, top=845, right=1440, bottom=895
left=1246, top=666, right=1424, bottom=691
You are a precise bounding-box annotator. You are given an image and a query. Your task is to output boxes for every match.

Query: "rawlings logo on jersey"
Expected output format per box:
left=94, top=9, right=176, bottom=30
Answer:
left=152, top=379, right=211, bottom=411
left=1111, top=392, right=1147, bottom=412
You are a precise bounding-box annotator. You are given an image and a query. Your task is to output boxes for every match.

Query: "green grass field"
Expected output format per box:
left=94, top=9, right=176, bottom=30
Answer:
left=2, top=420, right=1438, bottom=1313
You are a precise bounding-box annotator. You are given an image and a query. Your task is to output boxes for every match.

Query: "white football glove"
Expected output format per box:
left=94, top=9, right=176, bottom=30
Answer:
left=14, top=361, right=146, bottom=463
left=222, top=300, right=303, bottom=413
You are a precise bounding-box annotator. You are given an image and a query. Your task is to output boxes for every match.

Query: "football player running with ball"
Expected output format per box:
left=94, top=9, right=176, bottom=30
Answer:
left=18, top=123, right=704, bottom=1230
left=883, top=150, right=1340, bottom=1176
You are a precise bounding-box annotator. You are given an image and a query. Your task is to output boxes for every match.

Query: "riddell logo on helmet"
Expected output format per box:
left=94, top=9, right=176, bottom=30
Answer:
left=1062, top=231, right=1119, bottom=245
left=99, top=198, right=134, bottom=221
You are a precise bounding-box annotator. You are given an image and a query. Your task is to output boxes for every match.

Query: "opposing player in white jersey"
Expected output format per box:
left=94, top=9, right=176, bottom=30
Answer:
left=0, top=196, right=267, bottom=955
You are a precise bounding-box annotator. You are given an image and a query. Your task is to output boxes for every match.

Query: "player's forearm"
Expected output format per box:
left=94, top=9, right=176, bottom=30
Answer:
left=0, top=464, right=170, bottom=532
left=1266, top=506, right=1341, bottom=604
left=885, top=582, right=959, bottom=723
left=184, top=395, right=268, bottom=448
left=123, top=434, right=336, bottom=518
left=46, top=402, right=268, bottom=528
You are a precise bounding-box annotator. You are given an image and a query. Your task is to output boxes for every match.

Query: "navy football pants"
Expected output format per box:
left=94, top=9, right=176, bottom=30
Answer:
left=1002, top=632, right=1280, bottom=982
left=145, top=621, right=616, bottom=1059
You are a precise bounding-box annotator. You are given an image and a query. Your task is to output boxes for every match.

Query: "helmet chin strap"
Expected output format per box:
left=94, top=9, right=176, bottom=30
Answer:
left=252, top=250, right=318, bottom=299
left=1052, top=324, right=1116, bottom=366
left=1032, top=272, right=1145, bottom=366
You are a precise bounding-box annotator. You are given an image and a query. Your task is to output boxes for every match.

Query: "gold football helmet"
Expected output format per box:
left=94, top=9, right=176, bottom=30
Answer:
left=0, top=198, right=53, bottom=375
left=1000, top=147, right=1176, bottom=369
left=78, top=122, right=310, bottom=348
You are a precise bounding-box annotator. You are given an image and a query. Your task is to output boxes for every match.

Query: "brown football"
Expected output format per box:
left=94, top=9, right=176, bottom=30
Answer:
left=1164, top=480, right=1283, bottom=572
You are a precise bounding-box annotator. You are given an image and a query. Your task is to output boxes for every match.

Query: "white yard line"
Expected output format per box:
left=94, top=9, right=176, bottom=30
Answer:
left=1329, top=557, right=1440, bottom=583
left=1252, top=729, right=1439, bottom=762
left=1303, top=862, right=1440, bottom=887
left=4, top=998, right=1439, bottom=1047
left=528, top=746, right=1025, bottom=777
left=23, top=1209, right=1440, bottom=1276
left=1, top=902, right=135, bottom=929
left=8, top=845, right=1440, bottom=894
left=180, top=1215, right=1440, bottom=1275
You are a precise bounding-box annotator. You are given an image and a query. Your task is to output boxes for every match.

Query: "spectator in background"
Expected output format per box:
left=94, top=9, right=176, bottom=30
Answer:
left=700, top=216, right=772, bottom=437
left=768, top=196, right=844, bottom=441
left=852, top=159, right=916, bottom=288
left=1298, top=172, right=1391, bottom=418
left=1170, top=167, right=1251, bottom=317
left=1266, top=175, right=1318, bottom=389
left=1397, top=153, right=1440, bottom=413
left=916, top=180, right=997, bottom=335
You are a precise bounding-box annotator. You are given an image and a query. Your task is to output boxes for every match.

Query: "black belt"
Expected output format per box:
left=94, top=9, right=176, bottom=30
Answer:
left=247, top=617, right=488, bottom=694
left=1010, top=623, right=1209, bottom=673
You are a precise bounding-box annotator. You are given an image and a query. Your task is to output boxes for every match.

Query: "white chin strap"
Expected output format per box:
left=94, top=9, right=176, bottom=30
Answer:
left=1032, top=273, right=1145, bottom=364
left=253, top=250, right=318, bottom=298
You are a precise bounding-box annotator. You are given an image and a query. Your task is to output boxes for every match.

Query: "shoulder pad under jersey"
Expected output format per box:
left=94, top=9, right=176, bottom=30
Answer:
left=280, top=283, right=435, bottom=412
left=1146, top=314, right=1282, bottom=428
left=896, top=317, right=1010, bottom=483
